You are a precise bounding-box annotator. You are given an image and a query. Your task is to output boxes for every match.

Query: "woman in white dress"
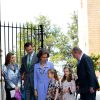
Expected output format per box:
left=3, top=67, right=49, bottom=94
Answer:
left=61, top=67, right=76, bottom=100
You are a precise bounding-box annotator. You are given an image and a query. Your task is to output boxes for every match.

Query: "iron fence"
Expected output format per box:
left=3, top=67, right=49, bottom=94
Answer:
left=0, top=21, right=44, bottom=100
left=1, top=22, right=44, bottom=63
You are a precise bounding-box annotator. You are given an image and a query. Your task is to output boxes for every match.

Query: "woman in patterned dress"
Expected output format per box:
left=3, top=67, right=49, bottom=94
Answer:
left=46, top=69, right=60, bottom=100
left=61, top=67, right=76, bottom=100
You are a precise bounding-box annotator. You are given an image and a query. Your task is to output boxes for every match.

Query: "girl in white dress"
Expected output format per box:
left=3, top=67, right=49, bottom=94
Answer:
left=61, top=67, right=76, bottom=100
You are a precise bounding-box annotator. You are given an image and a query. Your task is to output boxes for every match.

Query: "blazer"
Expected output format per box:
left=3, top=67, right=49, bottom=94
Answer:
left=34, top=61, right=54, bottom=100
left=2, top=64, right=21, bottom=89
left=20, top=52, right=38, bottom=90
left=77, top=54, right=99, bottom=93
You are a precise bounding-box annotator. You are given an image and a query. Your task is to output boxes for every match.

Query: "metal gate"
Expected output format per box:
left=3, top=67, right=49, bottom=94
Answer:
left=0, top=21, right=44, bottom=100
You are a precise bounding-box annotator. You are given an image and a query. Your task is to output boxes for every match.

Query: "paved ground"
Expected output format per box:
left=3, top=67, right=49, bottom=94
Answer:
left=0, top=81, right=100, bottom=100
left=96, top=91, right=100, bottom=100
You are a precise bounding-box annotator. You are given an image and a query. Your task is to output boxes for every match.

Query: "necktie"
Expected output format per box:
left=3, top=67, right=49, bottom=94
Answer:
left=27, top=55, right=31, bottom=68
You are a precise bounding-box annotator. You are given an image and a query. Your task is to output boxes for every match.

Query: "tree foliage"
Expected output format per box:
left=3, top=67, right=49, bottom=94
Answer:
left=17, top=15, right=61, bottom=64
left=67, top=11, right=78, bottom=47
left=50, top=11, right=78, bottom=67
left=17, top=12, right=78, bottom=68
left=90, top=54, right=100, bottom=71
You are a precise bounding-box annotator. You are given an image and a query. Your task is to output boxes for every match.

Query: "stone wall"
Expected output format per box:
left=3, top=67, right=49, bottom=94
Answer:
left=88, top=0, right=100, bottom=54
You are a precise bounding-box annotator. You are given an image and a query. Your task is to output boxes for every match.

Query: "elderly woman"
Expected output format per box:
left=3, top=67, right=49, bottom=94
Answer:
left=2, top=52, right=21, bottom=100
left=34, top=49, right=54, bottom=100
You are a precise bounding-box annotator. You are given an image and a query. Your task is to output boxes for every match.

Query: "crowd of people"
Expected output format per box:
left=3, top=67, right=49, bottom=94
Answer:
left=2, top=42, right=99, bottom=100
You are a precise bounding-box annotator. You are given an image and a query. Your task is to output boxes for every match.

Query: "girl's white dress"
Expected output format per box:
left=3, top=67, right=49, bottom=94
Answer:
left=61, top=80, right=76, bottom=100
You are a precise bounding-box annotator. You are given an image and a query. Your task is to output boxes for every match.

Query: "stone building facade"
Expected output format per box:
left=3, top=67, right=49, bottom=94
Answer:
left=78, top=0, right=100, bottom=54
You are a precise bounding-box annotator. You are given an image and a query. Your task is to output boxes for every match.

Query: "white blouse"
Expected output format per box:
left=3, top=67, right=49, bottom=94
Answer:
left=61, top=80, right=76, bottom=100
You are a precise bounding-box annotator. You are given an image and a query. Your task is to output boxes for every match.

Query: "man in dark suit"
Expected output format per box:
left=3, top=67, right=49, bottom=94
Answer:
left=72, top=47, right=99, bottom=100
left=20, top=42, right=38, bottom=100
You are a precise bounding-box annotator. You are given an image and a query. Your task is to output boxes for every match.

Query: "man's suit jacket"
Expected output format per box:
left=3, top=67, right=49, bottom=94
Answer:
left=77, top=54, right=99, bottom=93
left=20, top=53, right=38, bottom=90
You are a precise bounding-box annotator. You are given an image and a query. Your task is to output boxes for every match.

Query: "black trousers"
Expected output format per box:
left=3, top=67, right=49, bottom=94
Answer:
left=81, top=92, right=96, bottom=100
left=5, top=88, right=16, bottom=100
left=25, top=87, right=35, bottom=100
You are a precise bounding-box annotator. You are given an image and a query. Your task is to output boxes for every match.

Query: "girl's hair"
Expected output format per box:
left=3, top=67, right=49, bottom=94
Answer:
left=61, top=67, right=72, bottom=82
left=5, top=52, right=14, bottom=66
left=48, top=69, right=59, bottom=81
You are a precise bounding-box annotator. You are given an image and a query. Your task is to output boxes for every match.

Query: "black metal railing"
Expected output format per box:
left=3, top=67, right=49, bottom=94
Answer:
left=0, top=22, right=44, bottom=100
left=1, top=22, right=44, bottom=64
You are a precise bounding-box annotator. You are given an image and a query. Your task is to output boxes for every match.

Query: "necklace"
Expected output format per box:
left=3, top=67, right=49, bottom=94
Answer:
left=39, top=63, right=47, bottom=75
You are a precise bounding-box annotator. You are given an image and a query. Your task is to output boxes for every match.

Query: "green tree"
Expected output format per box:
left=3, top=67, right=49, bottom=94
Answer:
left=50, top=11, right=78, bottom=65
left=90, top=54, right=100, bottom=71
left=66, top=11, right=78, bottom=70
left=17, top=12, right=78, bottom=69
left=35, top=15, right=61, bottom=52
left=17, top=15, right=62, bottom=64
left=67, top=11, right=78, bottom=47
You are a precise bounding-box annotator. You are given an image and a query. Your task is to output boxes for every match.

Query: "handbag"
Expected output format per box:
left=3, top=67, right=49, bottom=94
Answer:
left=15, top=90, right=21, bottom=100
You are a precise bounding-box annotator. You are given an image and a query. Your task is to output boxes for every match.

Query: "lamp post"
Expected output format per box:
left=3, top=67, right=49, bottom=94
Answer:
left=39, top=25, right=44, bottom=48
left=34, top=25, right=44, bottom=49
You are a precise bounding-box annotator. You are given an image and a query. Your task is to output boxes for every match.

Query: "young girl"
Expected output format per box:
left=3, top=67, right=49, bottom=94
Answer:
left=61, top=67, right=76, bottom=100
left=46, top=69, right=60, bottom=100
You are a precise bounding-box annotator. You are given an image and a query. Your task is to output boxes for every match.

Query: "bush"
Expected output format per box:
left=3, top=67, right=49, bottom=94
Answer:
left=90, top=54, right=100, bottom=71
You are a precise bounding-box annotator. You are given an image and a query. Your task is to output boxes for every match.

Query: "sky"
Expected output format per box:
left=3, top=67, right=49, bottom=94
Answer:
left=1, top=0, right=79, bottom=32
